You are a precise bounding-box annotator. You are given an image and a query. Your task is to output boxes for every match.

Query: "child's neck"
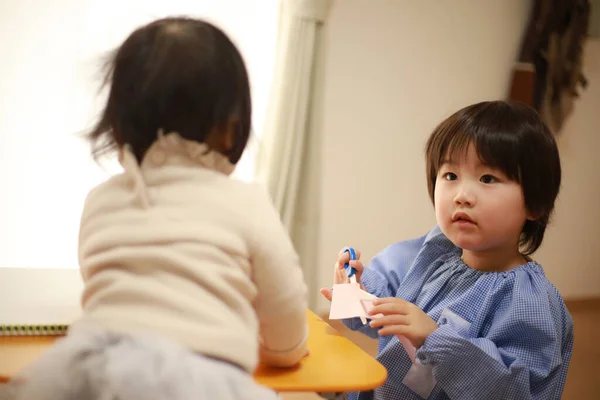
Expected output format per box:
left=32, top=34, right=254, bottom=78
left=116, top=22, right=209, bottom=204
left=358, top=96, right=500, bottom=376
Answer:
left=461, top=248, right=528, bottom=272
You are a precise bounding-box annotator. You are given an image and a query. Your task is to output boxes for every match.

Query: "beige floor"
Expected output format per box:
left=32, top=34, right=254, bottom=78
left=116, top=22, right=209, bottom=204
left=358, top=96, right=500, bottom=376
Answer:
left=281, top=303, right=600, bottom=400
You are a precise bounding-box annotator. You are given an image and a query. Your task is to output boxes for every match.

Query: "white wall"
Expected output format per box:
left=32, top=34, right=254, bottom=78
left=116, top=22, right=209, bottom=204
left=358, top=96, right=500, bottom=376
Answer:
left=534, top=39, right=600, bottom=298
left=312, top=0, right=536, bottom=312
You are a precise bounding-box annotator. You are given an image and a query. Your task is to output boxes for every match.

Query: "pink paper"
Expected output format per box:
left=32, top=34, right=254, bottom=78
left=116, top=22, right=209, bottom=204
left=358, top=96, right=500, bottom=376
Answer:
left=329, top=283, right=383, bottom=320
left=398, top=334, right=416, bottom=363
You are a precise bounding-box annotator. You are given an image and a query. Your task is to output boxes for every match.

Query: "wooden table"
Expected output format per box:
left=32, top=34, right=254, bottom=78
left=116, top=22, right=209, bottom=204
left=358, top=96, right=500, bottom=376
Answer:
left=0, top=310, right=387, bottom=395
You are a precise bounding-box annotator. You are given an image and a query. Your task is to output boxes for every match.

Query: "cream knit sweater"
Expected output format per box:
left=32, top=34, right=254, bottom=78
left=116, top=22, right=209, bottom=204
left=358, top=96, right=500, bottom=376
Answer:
left=72, top=132, right=308, bottom=373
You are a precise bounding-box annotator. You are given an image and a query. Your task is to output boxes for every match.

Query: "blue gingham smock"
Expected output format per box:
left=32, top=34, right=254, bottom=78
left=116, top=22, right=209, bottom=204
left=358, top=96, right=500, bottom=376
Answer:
left=343, top=226, right=573, bottom=400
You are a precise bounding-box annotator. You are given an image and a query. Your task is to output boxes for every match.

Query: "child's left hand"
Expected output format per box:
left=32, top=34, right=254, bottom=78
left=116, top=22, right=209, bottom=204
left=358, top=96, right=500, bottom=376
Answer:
left=368, top=297, right=438, bottom=349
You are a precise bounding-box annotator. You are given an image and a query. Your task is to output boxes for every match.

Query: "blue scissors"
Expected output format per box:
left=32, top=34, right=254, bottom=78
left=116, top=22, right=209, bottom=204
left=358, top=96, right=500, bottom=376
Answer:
left=343, top=247, right=358, bottom=283
left=343, top=246, right=367, bottom=324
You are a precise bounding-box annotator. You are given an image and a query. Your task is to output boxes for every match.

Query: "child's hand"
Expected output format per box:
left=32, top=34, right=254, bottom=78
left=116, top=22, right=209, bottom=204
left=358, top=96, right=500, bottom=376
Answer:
left=320, top=248, right=365, bottom=301
left=368, top=297, right=438, bottom=348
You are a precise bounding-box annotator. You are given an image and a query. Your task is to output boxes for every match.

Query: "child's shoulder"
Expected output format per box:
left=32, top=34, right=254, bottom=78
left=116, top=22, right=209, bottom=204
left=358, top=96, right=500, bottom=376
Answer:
left=508, top=261, right=567, bottom=306
left=378, top=225, right=457, bottom=262
left=81, top=168, right=273, bottom=223
left=489, top=262, right=573, bottom=331
left=381, top=225, right=446, bottom=255
left=368, top=226, right=452, bottom=273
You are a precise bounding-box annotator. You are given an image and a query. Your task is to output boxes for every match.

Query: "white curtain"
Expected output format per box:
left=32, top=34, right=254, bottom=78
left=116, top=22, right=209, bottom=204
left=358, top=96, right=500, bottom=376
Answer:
left=256, top=0, right=333, bottom=308
left=0, top=0, right=280, bottom=270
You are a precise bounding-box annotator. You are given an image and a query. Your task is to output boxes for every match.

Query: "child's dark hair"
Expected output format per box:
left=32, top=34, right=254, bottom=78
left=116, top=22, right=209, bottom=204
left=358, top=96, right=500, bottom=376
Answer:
left=88, top=17, right=252, bottom=164
left=425, top=101, right=561, bottom=255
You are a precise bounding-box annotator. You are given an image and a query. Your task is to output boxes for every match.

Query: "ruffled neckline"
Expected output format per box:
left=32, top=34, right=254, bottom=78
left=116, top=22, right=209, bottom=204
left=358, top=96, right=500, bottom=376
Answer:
left=116, top=131, right=235, bottom=209
left=119, top=130, right=235, bottom=176
left=448, top=253, right=543, bottom=276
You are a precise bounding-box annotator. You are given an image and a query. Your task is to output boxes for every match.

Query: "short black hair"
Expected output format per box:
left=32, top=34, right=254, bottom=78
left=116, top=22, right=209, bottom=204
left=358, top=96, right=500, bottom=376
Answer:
left=425, top=101, right=562, bottom=255
left=88, top=17, right=252, bottom=164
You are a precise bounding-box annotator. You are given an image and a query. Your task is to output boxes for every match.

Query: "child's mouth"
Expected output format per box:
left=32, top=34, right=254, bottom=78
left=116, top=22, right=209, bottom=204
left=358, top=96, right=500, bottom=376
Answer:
left=453, top=213, right=476, bottom=226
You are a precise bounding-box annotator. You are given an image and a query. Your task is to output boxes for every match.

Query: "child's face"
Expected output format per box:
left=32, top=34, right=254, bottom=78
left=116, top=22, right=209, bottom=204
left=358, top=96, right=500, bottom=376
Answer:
left=434, top=144, right=530, bottom=255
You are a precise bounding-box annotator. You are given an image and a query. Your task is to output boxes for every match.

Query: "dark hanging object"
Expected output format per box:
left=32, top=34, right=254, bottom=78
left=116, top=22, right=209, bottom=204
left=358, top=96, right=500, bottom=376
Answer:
left=509, top=0, right=591, bottom=133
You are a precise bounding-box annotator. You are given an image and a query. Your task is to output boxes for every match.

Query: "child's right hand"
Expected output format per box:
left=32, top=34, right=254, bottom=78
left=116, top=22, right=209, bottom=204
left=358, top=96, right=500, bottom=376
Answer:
left=320, top=248, right=365, bottom=301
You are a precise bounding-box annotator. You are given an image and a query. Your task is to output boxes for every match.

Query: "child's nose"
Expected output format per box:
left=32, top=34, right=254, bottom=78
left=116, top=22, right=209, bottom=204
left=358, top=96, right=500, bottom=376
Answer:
left=454, top=187, right=476, bottom=206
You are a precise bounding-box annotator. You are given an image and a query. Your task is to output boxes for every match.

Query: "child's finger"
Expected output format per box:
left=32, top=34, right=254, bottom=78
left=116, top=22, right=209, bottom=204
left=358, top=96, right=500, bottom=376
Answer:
left=372, top=297, right=409, bottom=306
left=336, top=252, right=351, bottom=269
left=378, top=325, right=410, bottom=338
left=369, top=314, right=409, bottom=328
left=369, top=302, right=409, bottom=316
left=337, top=248, right=361, bottom=261
left=348, top=260, right=364, bottom=271
left=320, top=287, right=333, bottom=301
left=333, top=266, right=349, bottom=284
left=338, top=247, right=354, bottom=256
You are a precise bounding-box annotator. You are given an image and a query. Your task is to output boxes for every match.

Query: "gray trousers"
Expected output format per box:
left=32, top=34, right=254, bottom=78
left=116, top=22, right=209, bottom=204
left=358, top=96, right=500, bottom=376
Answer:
left=0, top=328, right=279, bottom=400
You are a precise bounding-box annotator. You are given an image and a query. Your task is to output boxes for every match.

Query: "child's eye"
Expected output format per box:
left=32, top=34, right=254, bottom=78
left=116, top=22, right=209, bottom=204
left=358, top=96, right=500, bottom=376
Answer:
left=443, top=172, right=457, bottom=181
left=480, top=174, right=498, bottom=184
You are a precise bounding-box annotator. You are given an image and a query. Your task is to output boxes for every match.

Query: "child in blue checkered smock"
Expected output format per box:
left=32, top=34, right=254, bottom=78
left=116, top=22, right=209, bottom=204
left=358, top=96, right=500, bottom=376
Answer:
left=321, top=101, right=573, bottom=400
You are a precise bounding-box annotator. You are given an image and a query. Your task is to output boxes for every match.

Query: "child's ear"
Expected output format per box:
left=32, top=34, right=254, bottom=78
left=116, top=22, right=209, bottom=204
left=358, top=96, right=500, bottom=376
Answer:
left=526, top=209, right=541, bottom=221
left=206, top=119, right=237, bottom=153
left=222, top=119, right=238, bottom=151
